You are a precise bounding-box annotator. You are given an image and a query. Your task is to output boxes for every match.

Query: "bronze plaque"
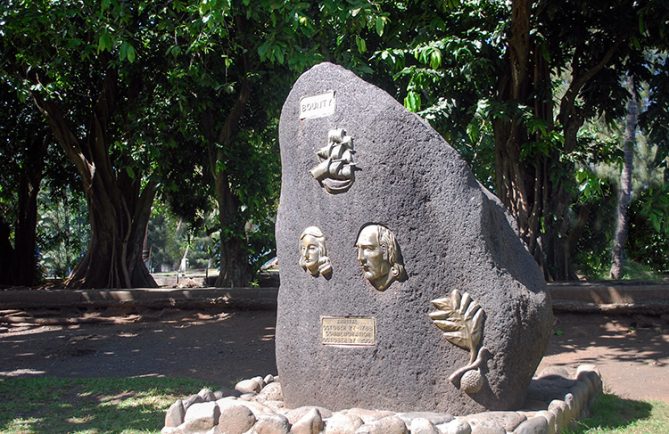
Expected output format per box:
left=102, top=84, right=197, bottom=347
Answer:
left=321, top=316, right=376, bottom=346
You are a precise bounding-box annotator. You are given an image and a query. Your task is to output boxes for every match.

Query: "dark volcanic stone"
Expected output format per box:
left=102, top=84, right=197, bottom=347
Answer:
left=275, top=62, right=553, bottom=415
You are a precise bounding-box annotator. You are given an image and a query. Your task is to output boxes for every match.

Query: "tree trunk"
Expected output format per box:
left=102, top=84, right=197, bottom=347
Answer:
left=12, top=135, right=48, bottom=286
left=494, top=0, right=554, bottom=276
left=0, top=219, right=13, bottom=285
left=207, top=74, right=253, bottom=288
left=32, top=73, right=158, bottom=289
left=214, top=174, right=252, bottom=287
left=66, top=177, right=158, bottom=289
left=493, top=0, right=620, bottom=281
left=610, top=75, right=638, bottom=279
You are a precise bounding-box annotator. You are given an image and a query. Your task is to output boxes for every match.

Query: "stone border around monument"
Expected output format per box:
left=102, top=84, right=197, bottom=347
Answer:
left=161, top=364, right=603, bottom=434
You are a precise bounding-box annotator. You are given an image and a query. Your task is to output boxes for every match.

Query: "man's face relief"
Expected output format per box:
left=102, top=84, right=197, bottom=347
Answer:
left=356, top=226, right=390, bottom=283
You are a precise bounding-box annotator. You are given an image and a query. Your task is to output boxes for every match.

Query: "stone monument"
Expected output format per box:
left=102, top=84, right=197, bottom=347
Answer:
left=275, top=62, right=553, bottom=415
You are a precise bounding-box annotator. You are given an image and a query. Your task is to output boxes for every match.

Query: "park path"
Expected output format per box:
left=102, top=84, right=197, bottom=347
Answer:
left=0, top=309, right=277, bottom=395
left=540, top=312, right=669, bottom=402
left=1, top=309, right=667, bottom=402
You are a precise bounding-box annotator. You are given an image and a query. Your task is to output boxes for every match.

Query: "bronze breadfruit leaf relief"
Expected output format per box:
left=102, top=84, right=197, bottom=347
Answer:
left=429, top=289, right=492, bottom=394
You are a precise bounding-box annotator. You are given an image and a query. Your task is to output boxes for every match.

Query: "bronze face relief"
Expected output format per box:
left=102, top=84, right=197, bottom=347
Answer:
left=354, top=224, right=407, bottom=291
left=299, top=226, right=333, bottom=279
left=309, top=128, right=356, bottom=194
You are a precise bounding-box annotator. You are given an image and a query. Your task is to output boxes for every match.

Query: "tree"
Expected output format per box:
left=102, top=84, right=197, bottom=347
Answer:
left=163, top=1, right=383, bottom=286
left=37, top=183, right=89, bottom=279
left=0, top=80, right=51, bottom=286
left=610, top=75, right=638, bottom=279
left=161, top=3, right=287, bottom=286
left=1, top=0, right=181, bottom=288
left=374, top=0, right=666, bottom=280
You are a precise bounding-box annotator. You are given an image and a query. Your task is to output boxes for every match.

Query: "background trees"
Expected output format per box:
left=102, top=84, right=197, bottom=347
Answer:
left=2, top=0, right=184, bottom=288
left=373, top=0, right=669, bottom=280
left=0, top=80, right=52, bottom=285
left=1, top=0, right=667, bottom=287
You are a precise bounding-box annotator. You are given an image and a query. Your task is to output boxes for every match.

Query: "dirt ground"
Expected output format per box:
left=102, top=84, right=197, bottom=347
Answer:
left=1, top=308, right=667, bottom=402
left=540, top=312, right=669, bottom=402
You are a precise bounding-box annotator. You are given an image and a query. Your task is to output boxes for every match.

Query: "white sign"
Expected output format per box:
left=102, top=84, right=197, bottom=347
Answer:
left=300, top=91, right=335, bottom=119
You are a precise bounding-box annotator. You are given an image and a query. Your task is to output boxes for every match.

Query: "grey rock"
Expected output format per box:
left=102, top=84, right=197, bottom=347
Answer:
left=275, top=62, right=553, bottom=415
left=526, top=373, right=576, bottom=404
left=218, top=399, right=272, bottom=418
left=563, top=393, right=576, bottom=423
left=264, top=400, right=286, bottom=413
left=165, top=400, right=186, bottom=428
left=575, top=364, right=600, bottom=377
left=576, top=367, right=602, bottom=397
left=254, top=414, right=291, bottom=434
left=199, top=388, right=218, bottom=402
left=213, top=391, right=225, bottom=400
left=537, top=366, right=571, bottom=379
left=397, top=412, right=453, bottom=426
left=436, top=419, right=471, bottom=434
left=522, top=400, right=549, bottom=411
left=290, top=408, right=324, bottom=434
left=547, top=400, right=567, bottom=430
left=287, top=406, right=333, bottom=424
left=513, top=415, right=548, bottom=434
left=258, top=382, right=284, bottom=402
left=183, top=394, right=204, bottom=411
left=541, top=411, right=557, bottom=434
left=465, top=412, right=526, bottom=432
left=216, top=403, right=256, bottom=434
left=236, top=378, right=263, bottom=394
left=239, top=392, right=257, bottom=401
left=264, top=374, right=276, bottom=385
left=161, top=427, right=183, bottom=434
left=324, top=413, right=364, bottom=434
left=410, top=417, right=440, bottom=434
left=468, top=425, right=505, bottom=434
left=184, top=402, right=221, bottom=431
left=182, top=418, right=215, bottom=432
left=569, top=382, right=589, bottom=417
left=575, top=371, right=595, bottom=396
left=354, top=415, right=407, bottom=434
left=343, top=408, right=395, bottom=423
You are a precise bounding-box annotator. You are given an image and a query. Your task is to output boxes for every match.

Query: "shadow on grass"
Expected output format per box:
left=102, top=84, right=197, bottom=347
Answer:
left=0, top=377, right=210, bottom=434
left=566, top=394, right=666, bottom=434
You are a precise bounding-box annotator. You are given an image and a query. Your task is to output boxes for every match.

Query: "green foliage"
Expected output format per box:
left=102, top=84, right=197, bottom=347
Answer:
left=146, top=202, right=183, bottom=272
left=147, top=199, right=221, bottom=273
left=628, top=185, right=669, bottom=274
left=36, top=185, right=88, bottom=278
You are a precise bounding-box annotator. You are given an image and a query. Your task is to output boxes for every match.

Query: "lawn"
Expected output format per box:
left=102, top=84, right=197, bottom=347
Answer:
left=0, top=377, right=210, bottom=434
left=566, top=394, right=669, bottom=434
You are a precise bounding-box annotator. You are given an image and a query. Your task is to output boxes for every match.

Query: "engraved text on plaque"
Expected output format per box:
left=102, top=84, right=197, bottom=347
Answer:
left=321, top=316, right=376, bottom=346
left=300, top=91, right=335, bottom=119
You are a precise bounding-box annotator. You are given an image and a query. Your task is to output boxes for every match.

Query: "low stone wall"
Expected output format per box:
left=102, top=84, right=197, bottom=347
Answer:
left=0, top=287, right=277, bottom=310
left=3, top=281, right=668, bottom=314
left=161, top=364, right=602, bottom=434
left=550, top=281, right=669, bottom=314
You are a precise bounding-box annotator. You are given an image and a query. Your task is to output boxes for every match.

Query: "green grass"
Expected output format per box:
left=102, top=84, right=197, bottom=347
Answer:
left=0, top=377, right=211, bottom=434
left=566, top=394, right=669, bottom=434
